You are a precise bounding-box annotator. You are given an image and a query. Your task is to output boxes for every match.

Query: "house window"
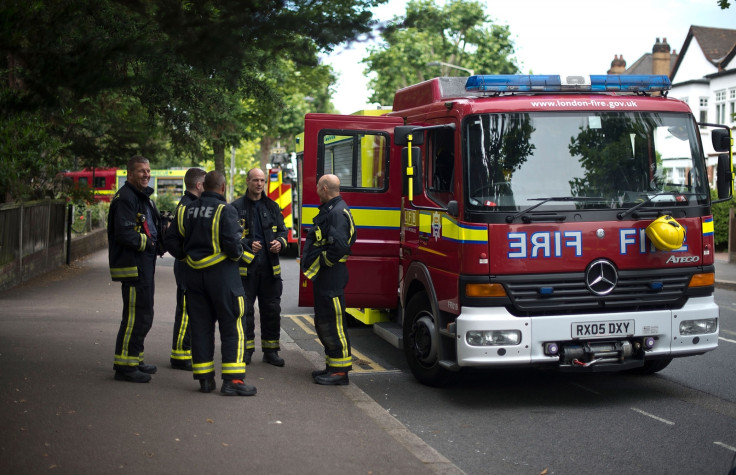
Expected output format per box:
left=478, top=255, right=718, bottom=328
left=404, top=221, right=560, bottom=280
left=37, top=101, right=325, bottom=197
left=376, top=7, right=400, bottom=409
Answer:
left=699, top=97, right=708, bottom=126
left=715, top=90, right=726, bottom=123
left=729, top=88, right=736, bottom=124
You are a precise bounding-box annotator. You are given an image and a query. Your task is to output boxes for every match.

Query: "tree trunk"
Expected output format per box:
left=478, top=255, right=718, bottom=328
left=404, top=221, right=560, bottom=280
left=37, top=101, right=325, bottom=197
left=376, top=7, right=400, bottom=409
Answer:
left=260, top=136, right=274, bottom=171
left=213, top=141, right=225, bottom=174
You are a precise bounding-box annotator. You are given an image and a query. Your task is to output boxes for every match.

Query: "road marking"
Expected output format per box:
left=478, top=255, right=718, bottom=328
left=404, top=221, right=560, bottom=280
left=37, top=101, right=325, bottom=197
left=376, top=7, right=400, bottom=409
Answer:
left=284, top=314, right=316, bottom=335
left=284, top=314, right=392, bottom=373
left=721, top=328, right=736, bottom=337
left=714, top=441, right=736, bottom=452
left=713, top=442, right=736, bottom=452
left=631, top=407, right=675, bottom=425
left=719, top=336, right=736, bottom=344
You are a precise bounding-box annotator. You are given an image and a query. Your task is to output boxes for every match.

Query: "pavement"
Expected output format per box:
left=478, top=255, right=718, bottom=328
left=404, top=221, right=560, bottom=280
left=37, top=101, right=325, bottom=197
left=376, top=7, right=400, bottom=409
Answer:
left=2, top=250, right=735, bottom=474
left=0, top=250, right=462, bottom=475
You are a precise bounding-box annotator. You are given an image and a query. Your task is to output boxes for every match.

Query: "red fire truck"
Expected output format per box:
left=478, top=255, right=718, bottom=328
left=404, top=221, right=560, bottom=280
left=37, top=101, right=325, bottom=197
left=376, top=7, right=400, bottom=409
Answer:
left=62, top=167, right=118, bottom=202
left=297, top=74, right=733, bottom=385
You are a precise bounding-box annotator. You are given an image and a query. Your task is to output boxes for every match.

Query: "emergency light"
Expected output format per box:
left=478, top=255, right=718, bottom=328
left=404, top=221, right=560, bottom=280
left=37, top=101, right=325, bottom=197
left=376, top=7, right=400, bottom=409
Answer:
left=464, top=74, right=671, bottom=93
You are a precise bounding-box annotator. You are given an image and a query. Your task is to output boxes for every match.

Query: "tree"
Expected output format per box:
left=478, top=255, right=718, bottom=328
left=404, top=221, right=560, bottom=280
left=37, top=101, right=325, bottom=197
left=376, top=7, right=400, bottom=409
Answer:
left=363, top=0, right=519, bottom=105
left=0, top=0, right=387, bottom=201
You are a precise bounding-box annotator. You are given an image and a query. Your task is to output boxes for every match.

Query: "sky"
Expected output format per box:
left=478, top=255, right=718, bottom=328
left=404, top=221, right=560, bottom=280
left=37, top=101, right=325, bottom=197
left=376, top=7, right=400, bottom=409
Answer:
left=322, top=0, right=736, bottom=114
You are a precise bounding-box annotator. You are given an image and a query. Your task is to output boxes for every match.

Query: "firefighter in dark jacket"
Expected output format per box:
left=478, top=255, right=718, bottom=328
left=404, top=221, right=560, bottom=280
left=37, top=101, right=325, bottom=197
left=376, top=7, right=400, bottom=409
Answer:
left=301, top=174, right=356, bottom=385
left=231, top=168, right=288, bottom=367
left=164, top=170, right=257, bottom=396
left=169, top=167, right=206, bottom=371
left=108, top=155, right=166, bottom=383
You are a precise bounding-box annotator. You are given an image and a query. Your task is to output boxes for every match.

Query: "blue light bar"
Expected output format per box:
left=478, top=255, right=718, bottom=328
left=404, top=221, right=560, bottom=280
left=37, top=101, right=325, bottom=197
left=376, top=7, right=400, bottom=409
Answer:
left=465, top=75, right=671, bottom=93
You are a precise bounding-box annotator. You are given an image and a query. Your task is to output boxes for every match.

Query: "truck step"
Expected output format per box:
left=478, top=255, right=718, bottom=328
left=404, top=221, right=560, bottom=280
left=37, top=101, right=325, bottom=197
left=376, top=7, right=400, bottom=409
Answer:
left=373, top=321, right=403, bottom=349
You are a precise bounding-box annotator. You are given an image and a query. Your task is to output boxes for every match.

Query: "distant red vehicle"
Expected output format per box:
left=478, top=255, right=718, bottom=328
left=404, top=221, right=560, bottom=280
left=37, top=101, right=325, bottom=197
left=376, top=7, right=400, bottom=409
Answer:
left=62, top=167, right=118, bottom=202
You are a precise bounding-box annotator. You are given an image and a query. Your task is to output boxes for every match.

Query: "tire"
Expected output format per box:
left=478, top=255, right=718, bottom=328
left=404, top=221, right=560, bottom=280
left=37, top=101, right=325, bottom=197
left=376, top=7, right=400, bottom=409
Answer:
left=628, top=356, right=673, bottom=374
left=403, top=291, right=451, bottom=386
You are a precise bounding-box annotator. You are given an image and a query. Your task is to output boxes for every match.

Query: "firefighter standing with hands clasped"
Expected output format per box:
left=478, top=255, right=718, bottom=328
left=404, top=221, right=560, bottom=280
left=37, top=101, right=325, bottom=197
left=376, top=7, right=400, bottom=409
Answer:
left=231, top=168, right=288, bottom=367
left=302, top=174, right=356, bottom=385
left=165, top=171, right=257, bottom=396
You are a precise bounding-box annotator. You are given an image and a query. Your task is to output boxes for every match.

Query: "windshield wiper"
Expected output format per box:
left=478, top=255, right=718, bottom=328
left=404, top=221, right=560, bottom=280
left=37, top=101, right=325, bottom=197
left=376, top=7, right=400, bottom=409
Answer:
left=505, top=197, right=602, bottom=223
left=616, top=191, right=699, bottom=220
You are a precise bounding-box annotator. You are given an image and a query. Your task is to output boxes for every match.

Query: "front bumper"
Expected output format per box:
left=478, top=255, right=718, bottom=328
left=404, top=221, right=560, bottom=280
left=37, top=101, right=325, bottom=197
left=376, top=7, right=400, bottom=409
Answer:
left=454, top=296, right=719, bottom=368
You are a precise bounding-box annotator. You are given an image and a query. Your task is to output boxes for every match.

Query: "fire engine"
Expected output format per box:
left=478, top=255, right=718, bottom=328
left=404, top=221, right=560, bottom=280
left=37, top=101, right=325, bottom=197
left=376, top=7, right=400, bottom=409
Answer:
left=115, top=168, right=187, bottom=197
left=297, top=74, right=733, bottom=385
left=62, top=167, right=118, bottom=202
left=267, top=166, right=299, bottom=252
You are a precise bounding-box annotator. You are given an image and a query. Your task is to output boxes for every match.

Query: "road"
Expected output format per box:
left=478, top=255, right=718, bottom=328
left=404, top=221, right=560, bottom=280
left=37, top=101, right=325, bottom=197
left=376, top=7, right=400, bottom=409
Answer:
left=281, top=256, right=736, bottom=475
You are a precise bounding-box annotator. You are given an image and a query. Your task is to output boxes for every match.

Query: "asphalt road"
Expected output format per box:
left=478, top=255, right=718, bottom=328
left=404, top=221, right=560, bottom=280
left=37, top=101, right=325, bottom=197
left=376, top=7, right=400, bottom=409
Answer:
left=281, top=256, right=736, bottom=475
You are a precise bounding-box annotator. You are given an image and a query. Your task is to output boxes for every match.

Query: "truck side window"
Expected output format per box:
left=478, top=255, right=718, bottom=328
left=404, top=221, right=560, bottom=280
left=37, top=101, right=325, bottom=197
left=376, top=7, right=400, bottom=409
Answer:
left=427, top=129, right=455, bottom=204
left=318, top=130, right=389, bottom=191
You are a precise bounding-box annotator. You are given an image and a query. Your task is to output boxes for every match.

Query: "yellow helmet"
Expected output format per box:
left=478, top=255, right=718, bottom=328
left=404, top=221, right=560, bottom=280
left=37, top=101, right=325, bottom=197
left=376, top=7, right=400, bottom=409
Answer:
left=645, top=215, right=685, bottom=251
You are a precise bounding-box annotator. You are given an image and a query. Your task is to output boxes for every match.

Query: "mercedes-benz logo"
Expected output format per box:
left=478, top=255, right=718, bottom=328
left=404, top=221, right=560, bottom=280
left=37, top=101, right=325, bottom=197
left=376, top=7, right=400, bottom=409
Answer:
left=585, top=259, right=618, bottom=296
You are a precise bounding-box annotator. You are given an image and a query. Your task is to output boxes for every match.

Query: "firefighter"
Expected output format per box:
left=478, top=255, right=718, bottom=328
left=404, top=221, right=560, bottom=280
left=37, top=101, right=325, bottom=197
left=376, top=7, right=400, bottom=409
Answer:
left=164, top=171, right=257, bottom=396
left=108, top=155, right=166, bottom=383
left=302, top=174, right=356, bottom=385
left=169, top=167, right=206, bottom=371
left=231, top=168, right=288, bottom=367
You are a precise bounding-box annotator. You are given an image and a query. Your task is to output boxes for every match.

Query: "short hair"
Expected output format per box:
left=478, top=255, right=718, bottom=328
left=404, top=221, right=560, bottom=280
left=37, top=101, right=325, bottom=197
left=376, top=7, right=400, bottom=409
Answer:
left=246, top=168, right=264, bottom=180
left=203, top=170, right=226, bottom=191
left=321, top=174, right=340, bottom=194
left=127, top=155, right=149, bottom=173
left=184, top=168, right=206, bottom=190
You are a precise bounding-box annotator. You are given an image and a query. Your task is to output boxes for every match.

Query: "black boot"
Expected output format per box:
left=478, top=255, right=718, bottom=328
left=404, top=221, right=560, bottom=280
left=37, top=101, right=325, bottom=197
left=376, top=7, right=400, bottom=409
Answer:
left=311, top=367, right=329, bottom=379
left=114, top=369, right=151, bottom=383
left=263, top=351, right=285, bottom=367
left=314, top=372, right=349, bottom=386
left=244, top=350, right=254, bottom=365
left=170, top=359, right=192, bottom=371
left=221, top=379, right=257, bottom=396
left=199, top=378, right=216, bottom=393
left=138, top=363, right=157, bottom=374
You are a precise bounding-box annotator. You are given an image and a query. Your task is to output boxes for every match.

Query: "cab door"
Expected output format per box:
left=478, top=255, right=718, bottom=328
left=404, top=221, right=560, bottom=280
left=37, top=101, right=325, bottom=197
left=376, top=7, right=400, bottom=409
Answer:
left=298, top=112, right=404, bottom=309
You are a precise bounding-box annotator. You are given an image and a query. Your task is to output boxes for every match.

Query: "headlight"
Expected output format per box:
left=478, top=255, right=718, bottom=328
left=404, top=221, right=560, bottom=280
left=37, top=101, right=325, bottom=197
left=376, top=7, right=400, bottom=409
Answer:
left=466, top=330, right=521, bottom=346
left=679, top=318, right=718, bottom=335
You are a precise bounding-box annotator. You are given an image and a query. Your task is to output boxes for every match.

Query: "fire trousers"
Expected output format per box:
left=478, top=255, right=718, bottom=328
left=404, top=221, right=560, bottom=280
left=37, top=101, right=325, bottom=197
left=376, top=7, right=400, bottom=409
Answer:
left=185, top=264, right=246, bottom=381
left=113, top=251, right=156, bottom=372
left=242, top=256, right=282, bottom=353
left=170, top=269, right=192, bottom=363
left=312, top=264, right=352, bottom=372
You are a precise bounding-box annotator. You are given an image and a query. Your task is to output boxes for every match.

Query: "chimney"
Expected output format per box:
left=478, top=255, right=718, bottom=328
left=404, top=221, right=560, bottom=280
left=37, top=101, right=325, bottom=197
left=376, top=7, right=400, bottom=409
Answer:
left=652, top=37, right=671, bottom=76
left=608, top=54, right=626, bottom=74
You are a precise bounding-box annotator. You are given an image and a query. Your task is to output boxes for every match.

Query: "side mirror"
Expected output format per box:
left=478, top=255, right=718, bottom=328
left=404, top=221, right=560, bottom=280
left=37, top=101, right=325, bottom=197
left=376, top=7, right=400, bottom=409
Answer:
left=717, top=153, right=733, bottom=200
left=712, top=128, right=732, bottom=153
left=402, top=147, right=423, bottom=197
left=394, top=126, right=425, bottom=146
left=446, top=200, right=459, bottom=218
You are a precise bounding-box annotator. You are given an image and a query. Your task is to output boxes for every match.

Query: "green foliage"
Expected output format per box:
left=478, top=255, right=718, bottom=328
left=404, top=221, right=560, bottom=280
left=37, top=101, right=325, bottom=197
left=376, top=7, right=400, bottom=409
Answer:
left=0, top=0, right=386, bottom=201
left=363, top=0, right=519, bottom=105
left=711, top=189, right=734, bottom=250
left=718, top=0, right=731, bottom=9
left=155, top=192, right=179, bottom=215
left=71, top=201, right=109, bottom=235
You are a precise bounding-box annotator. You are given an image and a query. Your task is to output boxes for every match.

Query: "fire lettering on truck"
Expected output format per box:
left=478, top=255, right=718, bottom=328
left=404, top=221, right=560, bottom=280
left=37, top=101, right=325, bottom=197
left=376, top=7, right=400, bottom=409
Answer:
left=619, top=227, right=688, bottom=254
left=508, top=231, right=582, bottom=258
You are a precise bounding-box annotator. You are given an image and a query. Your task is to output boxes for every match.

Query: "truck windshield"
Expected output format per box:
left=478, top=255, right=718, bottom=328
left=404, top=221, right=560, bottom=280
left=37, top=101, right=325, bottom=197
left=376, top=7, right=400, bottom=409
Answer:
left=464, top=112, right=709, bottom=212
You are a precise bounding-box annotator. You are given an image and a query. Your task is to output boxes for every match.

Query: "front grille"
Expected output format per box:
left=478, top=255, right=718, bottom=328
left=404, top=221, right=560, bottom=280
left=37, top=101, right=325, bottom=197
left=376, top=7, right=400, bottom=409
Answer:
left=500, top=268, right=694, bottom=316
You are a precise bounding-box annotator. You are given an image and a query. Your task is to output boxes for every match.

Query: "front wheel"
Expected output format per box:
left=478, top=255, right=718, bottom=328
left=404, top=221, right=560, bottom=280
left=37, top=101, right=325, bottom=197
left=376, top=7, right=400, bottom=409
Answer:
left=403, top=291, right=452, bottom=386
left=628, top=356, right=673, bottom=374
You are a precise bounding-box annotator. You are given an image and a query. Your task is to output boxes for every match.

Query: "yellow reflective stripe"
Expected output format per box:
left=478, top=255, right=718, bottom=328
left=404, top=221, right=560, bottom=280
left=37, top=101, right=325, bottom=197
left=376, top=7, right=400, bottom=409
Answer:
left=239, top=267, right=248, bottom=277
left=193, top=361, right=215, bottom=375
left=172, top=295, right=189, bottom=356
left=322, top=250, right=334, bottom=267
left=327, top=356, right=353, bottom=368
left=241, top=250, right=254, bottom=265
left=262, top=340, right=280, bottom=349
left=138, top=234, right=147, bottom=252
left=303, top=256, right=320, bottom=280
left=211, top=204, right=224, bottom=254
left=222, top=362, right=246, bottom=374
left=114, top=286, right=137, bottom=367
left=245, top=339, right=256, bottom=351
left=334, top=297, right=350, bottom=360
left=110, top=267, right=138, bottom=279
left=343, top=209, right=355, bottom=241
left=177, top=206, right=186, bottom=236
left=272, top=264, right=281, bottom=275
left=186, top=252, right=227, bottom=269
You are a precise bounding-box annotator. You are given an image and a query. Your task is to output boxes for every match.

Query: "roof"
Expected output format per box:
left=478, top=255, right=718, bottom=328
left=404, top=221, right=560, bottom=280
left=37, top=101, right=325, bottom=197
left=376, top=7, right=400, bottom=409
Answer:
left=624, top=51, right=679, bottom=75
left=670, top=25, right=736, bottom=80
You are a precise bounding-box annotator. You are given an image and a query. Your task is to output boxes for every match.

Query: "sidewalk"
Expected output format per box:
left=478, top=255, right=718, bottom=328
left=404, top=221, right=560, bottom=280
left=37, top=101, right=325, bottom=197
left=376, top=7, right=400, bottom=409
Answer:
left=715, top=252, right=736, bottom=290
left=0, top=250, right=461, bottom=474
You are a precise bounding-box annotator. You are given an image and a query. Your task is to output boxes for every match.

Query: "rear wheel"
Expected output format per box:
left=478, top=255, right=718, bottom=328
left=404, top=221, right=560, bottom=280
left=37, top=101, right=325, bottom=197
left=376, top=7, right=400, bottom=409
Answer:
left=403, top=291, right=451, bottom=386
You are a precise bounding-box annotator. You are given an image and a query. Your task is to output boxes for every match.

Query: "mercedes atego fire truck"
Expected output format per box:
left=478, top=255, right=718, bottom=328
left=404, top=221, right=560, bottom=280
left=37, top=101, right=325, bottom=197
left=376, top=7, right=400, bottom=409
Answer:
left=297, top=74, right=733, bottom=385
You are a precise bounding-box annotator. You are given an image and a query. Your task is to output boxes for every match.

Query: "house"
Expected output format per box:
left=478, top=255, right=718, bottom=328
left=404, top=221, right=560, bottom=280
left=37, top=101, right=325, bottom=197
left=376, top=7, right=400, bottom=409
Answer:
left=607, top=27, right=736, bottom=187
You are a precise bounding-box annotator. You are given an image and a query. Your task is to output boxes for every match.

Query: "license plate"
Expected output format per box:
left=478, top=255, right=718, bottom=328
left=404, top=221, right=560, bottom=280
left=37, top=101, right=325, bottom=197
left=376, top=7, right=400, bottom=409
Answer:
left=572, top=320, right=635, bottom=338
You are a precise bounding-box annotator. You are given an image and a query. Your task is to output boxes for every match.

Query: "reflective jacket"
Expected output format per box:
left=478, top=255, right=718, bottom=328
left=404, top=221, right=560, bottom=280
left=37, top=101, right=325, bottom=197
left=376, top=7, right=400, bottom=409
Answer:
left=231, top=191, right=288, bottom=278
left=165, top=191, right=253, bottom=270
left=301, top=196, right=356, bottom=282
left=107, top=181, right=163, bottom=282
